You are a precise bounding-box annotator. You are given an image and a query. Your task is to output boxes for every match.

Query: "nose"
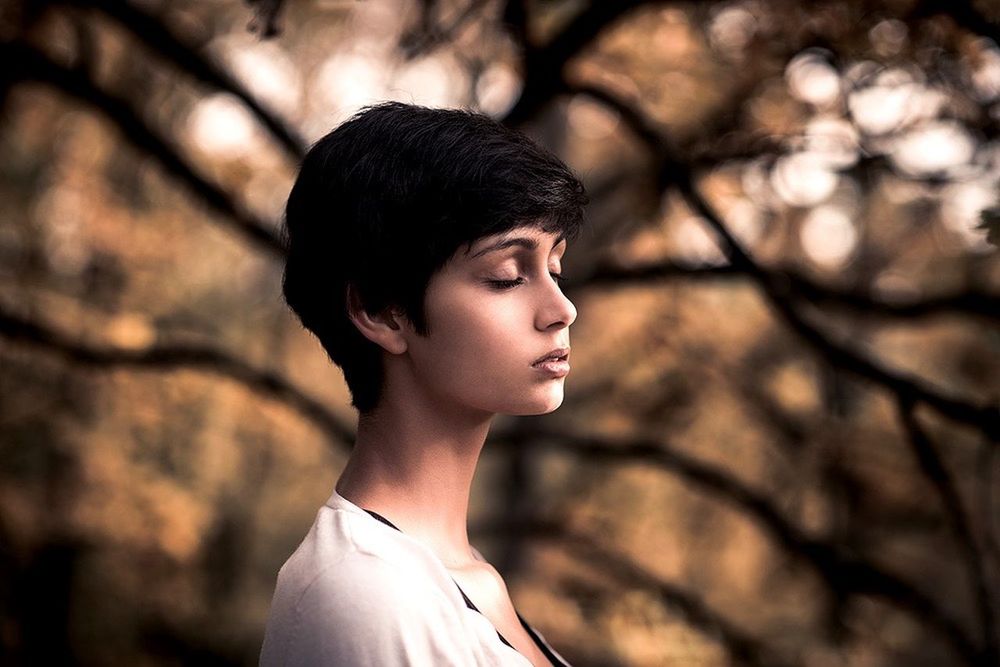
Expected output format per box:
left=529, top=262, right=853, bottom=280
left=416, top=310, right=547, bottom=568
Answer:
left=536, top=279, right=577, bottom=331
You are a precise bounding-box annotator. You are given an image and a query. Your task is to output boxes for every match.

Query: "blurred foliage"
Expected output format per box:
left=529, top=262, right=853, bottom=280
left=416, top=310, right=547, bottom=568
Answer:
left=1, top=0, right=999, bottom=665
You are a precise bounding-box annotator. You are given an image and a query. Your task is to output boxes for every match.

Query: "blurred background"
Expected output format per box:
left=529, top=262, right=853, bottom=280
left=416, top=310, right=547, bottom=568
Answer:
left=1, top=0, right=999, bottom=665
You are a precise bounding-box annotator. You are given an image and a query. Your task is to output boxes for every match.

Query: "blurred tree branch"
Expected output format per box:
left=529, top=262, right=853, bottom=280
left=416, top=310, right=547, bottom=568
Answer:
left=573, top=258, right=1000, bottom=323
left=3, top=40, right=286, bottom=257
left=0, top=306, right=355, bottom=447
left=54, top=0, right=307, bottom=160
left=488, top=425, right=986, bottom=665
left=502, top=0, right=656, bottom=126
left=567, top=81, right=1000, bottom=443
left=476, top=515, right=795, bottom=667
left=896, top=395, right=999, bottom=664
left=401, top=0, right=494, bottom=59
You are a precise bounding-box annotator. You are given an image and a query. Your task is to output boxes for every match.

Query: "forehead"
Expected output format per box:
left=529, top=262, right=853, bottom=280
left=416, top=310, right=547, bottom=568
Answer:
left=465, top=227, right=567, bottom=259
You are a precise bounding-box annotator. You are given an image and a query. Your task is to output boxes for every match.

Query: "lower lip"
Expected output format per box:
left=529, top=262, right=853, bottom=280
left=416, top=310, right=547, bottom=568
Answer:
left=532, top=359, right=570, bottom=377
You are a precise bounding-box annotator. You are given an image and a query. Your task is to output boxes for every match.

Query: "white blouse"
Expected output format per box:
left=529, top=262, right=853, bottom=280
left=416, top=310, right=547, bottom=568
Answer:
left=259, top=488, right=572, bottom=666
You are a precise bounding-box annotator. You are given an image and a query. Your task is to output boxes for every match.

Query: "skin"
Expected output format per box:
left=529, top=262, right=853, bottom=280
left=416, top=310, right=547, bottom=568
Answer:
left=334, top=223, right=575, bottom=665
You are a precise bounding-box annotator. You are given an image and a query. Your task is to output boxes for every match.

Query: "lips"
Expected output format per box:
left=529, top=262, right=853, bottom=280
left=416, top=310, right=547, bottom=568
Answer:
left=532, top=346, right=570, bottom=366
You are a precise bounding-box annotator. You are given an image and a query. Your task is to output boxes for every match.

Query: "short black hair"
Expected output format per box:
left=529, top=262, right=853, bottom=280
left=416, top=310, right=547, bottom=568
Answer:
left=282, top=101, right=588, bottom=414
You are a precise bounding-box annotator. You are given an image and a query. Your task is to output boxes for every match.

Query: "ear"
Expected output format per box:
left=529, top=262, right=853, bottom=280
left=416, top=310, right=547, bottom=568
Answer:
left=345, top=283, right=409, bottom=355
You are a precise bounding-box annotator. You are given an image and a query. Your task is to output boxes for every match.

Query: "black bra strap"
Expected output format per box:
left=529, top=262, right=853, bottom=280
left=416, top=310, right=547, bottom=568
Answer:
left=363, top=508, right=400, bottom=531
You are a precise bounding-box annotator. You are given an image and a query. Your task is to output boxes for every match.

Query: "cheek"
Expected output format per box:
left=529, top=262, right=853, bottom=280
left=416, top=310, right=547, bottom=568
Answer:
left=421, top=291, right=527, bottom=382
left=436, top=297, right=521, bottom=362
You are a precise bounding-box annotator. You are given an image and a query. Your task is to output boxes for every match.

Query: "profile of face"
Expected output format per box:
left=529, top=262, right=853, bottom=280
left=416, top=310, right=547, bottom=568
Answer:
left=396, top=225, right=577, bottom=418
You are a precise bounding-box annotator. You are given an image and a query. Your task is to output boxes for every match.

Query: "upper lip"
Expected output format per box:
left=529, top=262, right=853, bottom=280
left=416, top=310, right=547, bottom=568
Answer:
left=532, top=346, right=570, bottom=365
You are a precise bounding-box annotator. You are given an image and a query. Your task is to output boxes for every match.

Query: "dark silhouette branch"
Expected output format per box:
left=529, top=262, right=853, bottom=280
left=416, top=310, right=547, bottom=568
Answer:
left=4, top=40, right=286, bottom=258
left=502, top=0, right=656, bottom=126
left=401, top=0, right=493, bottom=59
left=975, top=439, right=1000, bottom=579
left=473, top=516, right=796, bottom=667
left=0, top=307, right=355, bottom=448
left=896, top=395, right=998, bottom=664
left=572, top=258, right=1000, bottom=323
left=487, top=425, right=985, bottom=665
left=569, top=81, right=1000, bottom=443
left=56, top=0, right=307, bottom=160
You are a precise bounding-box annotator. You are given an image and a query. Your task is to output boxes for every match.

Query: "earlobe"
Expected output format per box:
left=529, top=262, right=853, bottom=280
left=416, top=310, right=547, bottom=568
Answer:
left=345, top=284, right=408, bottom=355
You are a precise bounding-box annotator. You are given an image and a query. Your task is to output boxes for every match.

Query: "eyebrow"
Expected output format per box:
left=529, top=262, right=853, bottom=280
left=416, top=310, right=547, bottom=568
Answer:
left=470, top=232, right=567, bottom=259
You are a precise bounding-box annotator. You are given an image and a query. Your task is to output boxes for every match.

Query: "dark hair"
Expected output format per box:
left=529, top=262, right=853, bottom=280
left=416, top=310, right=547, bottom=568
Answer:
left=281, top=101, right=588, bottom=414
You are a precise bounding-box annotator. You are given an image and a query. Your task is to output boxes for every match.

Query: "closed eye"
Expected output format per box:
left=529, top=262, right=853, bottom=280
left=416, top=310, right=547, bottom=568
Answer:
left=487, top=272, right=567, bottom=290
left=487, top=277, right=524, bottom=289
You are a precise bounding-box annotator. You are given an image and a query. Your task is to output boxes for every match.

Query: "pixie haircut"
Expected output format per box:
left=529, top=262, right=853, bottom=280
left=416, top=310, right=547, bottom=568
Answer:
left=282, top=101, right=588, bottom=414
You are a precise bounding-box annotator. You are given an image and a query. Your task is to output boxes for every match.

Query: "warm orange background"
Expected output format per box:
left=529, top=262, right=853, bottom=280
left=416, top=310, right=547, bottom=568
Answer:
left=1, top=1, right=998, bottom=665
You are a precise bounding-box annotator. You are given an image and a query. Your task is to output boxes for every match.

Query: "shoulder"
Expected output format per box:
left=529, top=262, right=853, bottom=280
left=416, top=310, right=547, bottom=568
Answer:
left=264, top=551, right=476, bottom=666
left=261, top=509, right=477, bottom=666
left=297, top=548, right=460, bottom=621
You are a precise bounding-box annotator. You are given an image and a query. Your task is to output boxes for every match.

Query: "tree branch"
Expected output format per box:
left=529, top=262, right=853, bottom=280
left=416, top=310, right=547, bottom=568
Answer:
left=58, top=0, right=307, bottom=160
left=0, top=307, right=354, bottom=448
left=569, top=81, right=1000, bottom=442
left=501, top=0, right=656, bottom=126
left=896, top=395, right=998, bottom=664
left=474, top=516, right=796, bottom=667
left=571, top=258, right=1000, bottom=323
left=4, top=40, right=286, bottom=258
left=488, top=425, right=985, bottom=665
left=400, top=0, right=494, bottom=59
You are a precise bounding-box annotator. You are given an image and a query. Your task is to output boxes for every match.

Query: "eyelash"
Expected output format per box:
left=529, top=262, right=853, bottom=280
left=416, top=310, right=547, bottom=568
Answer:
left=488, top=272, right=567, bottom=290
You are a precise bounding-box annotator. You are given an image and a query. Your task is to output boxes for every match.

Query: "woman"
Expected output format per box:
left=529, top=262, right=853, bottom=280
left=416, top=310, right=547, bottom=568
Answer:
left=260, top=101, right=586, bottom=666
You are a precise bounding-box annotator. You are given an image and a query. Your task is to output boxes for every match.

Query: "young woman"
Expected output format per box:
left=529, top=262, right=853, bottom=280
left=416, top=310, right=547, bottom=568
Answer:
left=260, top=101, right=586, bottom=666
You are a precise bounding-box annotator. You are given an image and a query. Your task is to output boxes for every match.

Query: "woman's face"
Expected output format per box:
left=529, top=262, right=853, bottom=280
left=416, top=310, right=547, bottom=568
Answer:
left=399, top=225, right=577, bottom=417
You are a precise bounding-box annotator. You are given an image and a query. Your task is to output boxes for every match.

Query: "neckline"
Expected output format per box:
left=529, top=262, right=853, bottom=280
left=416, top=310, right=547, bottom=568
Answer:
left=328, top=488, right=486, bottom=566
left=360, top=506, right=541, bottom=658
left=339, top=496, right=568, bottom=666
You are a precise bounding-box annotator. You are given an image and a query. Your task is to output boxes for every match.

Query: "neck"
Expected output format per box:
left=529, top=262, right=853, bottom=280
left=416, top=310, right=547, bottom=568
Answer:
left=334, top=384, right=495, bottom=568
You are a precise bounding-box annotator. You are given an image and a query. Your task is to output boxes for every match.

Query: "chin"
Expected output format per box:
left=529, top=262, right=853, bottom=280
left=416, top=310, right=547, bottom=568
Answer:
left=532, top=401, right=563, bottom=415
left=504, top=390, right=565, bottom=416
